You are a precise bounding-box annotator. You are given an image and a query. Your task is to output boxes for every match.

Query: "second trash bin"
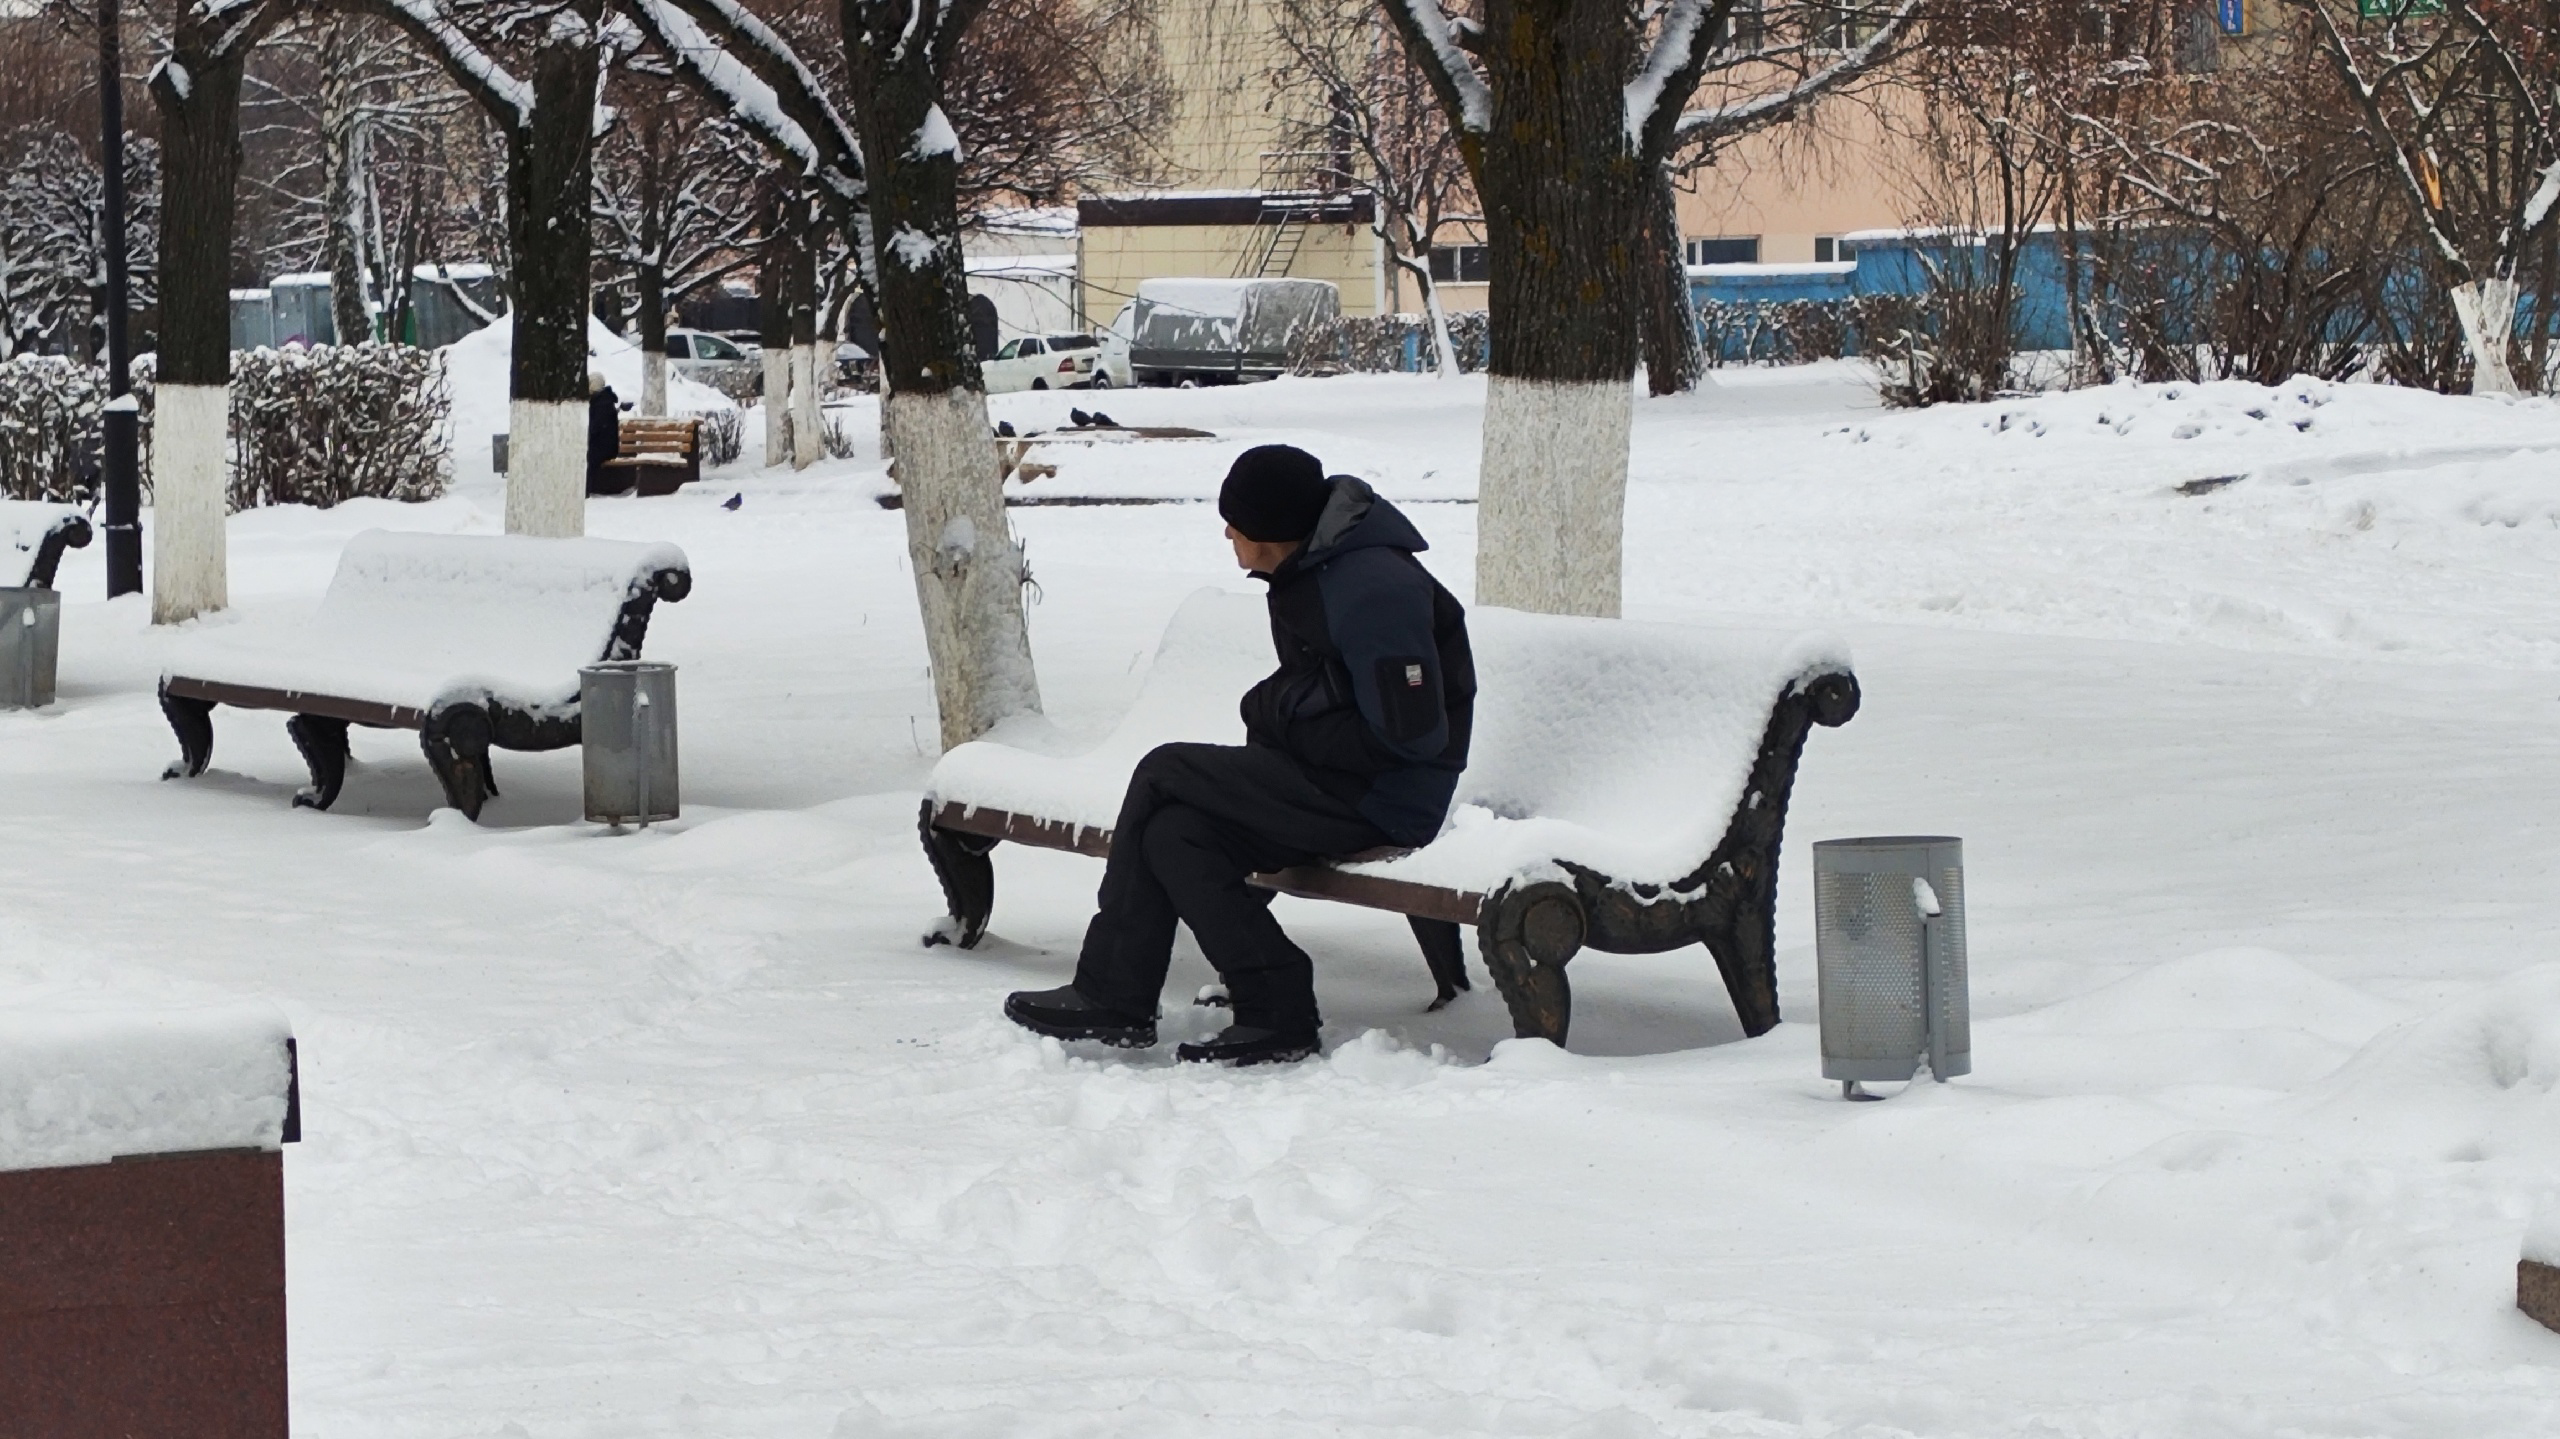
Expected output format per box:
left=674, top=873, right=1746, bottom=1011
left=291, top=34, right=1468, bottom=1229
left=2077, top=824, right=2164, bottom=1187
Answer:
left=1814, top=835, right=1970, bottom=1092
left=581, top=660, right=678, bottom=825
left=0, top=587, right=63, bottom=710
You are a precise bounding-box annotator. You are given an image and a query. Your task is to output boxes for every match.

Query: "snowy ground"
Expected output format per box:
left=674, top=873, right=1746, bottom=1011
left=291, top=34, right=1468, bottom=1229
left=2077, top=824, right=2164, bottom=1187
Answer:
left=8, top=364, right=2560, bottom=1436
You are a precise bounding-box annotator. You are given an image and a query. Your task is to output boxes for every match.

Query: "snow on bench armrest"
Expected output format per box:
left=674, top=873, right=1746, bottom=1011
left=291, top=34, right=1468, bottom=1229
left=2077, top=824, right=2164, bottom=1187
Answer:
left=925, top=588, right=1852, bottom=892
left=2, top=500, right=92, bottom=589
left=0, top=995, right=294, bottom=1173
left=162, top=530, right=690, bottom=716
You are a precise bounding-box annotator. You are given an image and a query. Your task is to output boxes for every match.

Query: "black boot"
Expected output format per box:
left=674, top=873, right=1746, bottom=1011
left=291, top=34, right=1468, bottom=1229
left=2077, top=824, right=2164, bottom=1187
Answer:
left=1175, top=1025, right=1319, bottom=1067
left=1004, top=985, right=1157, bottom=1047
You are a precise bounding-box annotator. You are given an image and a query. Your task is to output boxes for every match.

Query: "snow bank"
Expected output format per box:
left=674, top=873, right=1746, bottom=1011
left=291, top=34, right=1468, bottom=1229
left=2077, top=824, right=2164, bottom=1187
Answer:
left=2299, top=963, right=2560, bottom=1166
left=2, top=499, right=86, bottom=588
left=441, top=315, right=735, bottom=485
left=163, top=529, right=688, bottom=714
left=0, top=994, right=293, bottom=1172
left=2529, top=1200, right=2560, bottom=1267
left=929, top=588, right=1850, bottom=889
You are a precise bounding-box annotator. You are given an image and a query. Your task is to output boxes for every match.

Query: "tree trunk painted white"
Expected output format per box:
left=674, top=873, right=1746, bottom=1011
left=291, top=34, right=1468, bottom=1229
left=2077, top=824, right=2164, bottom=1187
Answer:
left=1421, top=274, right=1461, bottom=381
left=640, top=349, right=668, bottom=416
left=1474, top=375, right=1632, bottom=618
left=149, top=383, right=229, bottom=624
left=2451, top=278, right=2522, bottom=396
left=887, top=386, right=1041, bottom=750
left=790, top=341, right=822, bottom=468
left=505, top=398, right=587, bottom=537
left=761, top=348, right=791, bottom=465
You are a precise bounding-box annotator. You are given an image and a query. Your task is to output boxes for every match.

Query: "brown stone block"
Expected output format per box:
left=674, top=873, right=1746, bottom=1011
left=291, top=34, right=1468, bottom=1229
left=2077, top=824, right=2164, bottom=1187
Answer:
left=0, top=1148, right=286, bottom=1438
left=2524, top=1258, right=2560, bottom=1335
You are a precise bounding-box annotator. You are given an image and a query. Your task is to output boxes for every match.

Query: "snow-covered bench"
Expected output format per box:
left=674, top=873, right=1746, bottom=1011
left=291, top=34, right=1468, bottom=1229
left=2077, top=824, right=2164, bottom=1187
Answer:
left=0, top=995, right=299, bottom=1432
left=158, top=531, right=691, bottom=819
left=920, top=590, right=1860, bottom=1047
left=3, top=499, right=93, bottom=589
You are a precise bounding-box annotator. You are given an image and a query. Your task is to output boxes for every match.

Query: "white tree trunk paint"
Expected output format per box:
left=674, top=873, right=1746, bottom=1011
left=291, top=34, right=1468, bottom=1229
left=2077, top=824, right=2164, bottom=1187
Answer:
left=886, top=386, right=1042, bottom=749
left=1474, top=375, right=1633, bottom=618
left=761, top=348, right=791, bottom=465
left=2450, top=278, right=2522, bottom=396
left=1422, top=279, right=1461, bottom=381
left=640, top=350, right=668, bottom=416
left=504, top=398, right=587, bottom=538
left=149, top=382, right=230, bottom=625
left=791, top=342, right=822, bottom=469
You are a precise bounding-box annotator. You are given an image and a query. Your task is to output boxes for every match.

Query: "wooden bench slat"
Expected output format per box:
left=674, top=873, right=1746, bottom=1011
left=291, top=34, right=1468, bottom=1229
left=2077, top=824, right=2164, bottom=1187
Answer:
left=163, top=676, right=423, bottom=730
left=928, top=801, right=1481, bottom=922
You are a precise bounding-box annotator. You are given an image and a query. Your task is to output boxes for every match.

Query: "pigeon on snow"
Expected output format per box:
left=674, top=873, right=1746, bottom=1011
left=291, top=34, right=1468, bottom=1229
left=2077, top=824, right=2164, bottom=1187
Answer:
left=720, top=493, right=743, bottom=511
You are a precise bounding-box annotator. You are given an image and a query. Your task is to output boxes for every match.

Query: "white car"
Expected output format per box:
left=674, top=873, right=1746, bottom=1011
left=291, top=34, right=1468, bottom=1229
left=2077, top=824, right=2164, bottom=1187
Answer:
left=982, top=333, right=1110, bottom=393
left=665, top=328, right=760, bottom=396
left=1096, top=304, right=1134, bottom=389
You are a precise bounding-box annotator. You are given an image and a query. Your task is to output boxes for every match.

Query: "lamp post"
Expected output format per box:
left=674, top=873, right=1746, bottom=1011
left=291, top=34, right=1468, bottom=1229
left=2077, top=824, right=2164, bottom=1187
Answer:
left=98, top=0, right=142, bottom=599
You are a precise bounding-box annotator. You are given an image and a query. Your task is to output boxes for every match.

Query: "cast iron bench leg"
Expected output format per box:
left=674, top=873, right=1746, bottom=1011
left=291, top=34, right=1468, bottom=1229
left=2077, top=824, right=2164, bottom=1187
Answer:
left=286, top=714, right=351, bottom=810
left=919, top=801, right=997, bottom=948
left=1408, top=917, right=1471, bottom=1011
left=420, top=704, right=497, bottom=820
left=1478, top=881, right=1585, bottom=1044
left=159, top=689, right=214, bottom=780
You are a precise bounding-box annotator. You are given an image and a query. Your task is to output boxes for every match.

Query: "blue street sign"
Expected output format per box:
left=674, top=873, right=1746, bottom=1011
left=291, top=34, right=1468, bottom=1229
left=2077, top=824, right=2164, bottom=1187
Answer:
left=2219, top=0, right=2246, bottom=33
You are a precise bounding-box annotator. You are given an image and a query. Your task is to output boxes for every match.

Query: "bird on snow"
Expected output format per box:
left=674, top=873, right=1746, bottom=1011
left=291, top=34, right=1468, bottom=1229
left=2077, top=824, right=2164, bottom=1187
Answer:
left=1090, top=411, right=1117, bottom=429
left=720, top=493, right=743, bottom=511
left=996, top=420, right=1016, bottom=437
left=1069, top=408, right=1091, bottom=428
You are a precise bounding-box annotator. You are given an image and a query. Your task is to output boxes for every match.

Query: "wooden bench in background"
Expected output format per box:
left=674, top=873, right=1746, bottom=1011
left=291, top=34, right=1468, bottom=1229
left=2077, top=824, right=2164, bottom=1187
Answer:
left=920, top=590, right=1859, bottom=1048
left=159, top=531, right=691, bottom=819
left=598, top=417, right=702, bottom=496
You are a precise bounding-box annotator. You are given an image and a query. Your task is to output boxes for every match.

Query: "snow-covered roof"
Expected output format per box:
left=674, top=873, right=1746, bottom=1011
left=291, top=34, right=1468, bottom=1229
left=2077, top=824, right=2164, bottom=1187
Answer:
left=1687, top=261, right=1858, bottom=278
left=414, top=263, right=498, bottom=281
left=0, top=993, right=295, bottom=1172
left=974, top=207, right=1076, bottom=237
left=967, top=253, right=1076, bottom=278
left=270, top=271, right=333, bottom=287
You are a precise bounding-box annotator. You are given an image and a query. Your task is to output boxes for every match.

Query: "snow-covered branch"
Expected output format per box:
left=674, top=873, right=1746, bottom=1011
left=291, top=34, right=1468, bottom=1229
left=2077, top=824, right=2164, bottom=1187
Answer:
left=1670, top=0, right=1918, bottom=152
left=1624, top=0, right=1722, bottom=156
left=1381, top=0, right=1490, bottom=134
left=628, top=0, right=866, bottom=204
left=362, top=0, right=537, bottom=129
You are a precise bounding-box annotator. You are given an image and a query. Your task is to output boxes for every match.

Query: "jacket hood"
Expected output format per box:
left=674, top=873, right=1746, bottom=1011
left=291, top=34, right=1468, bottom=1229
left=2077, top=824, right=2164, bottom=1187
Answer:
left=1287, top=476, right=1427, bottom=570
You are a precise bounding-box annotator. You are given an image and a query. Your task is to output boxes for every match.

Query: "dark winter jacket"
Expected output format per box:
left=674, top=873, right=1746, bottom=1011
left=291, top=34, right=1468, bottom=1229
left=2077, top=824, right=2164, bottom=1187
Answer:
left=588, top=387, right=622, bottom=474
left=1239, top=477, right=1474, bottom=846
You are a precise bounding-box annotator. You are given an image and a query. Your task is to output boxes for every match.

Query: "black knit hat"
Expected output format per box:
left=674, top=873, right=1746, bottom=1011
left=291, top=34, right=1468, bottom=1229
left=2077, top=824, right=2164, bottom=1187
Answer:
left=1218, top=444, right=1331, bottom=542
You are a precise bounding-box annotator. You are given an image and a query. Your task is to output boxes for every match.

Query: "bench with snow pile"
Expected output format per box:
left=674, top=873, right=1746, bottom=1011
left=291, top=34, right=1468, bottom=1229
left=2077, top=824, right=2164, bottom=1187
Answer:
left=158, top=531, right=690, bottom=819
left=3, top=500, right=93, bottom=588
left=920, top=591, right=1859, bottom=1047
left=0, top=996, right=300, bottom=1436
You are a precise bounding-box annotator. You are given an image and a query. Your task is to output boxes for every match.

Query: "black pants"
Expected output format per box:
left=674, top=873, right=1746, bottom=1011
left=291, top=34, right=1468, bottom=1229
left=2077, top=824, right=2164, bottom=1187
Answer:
left=1073, top=743, right=1387, bottom=1033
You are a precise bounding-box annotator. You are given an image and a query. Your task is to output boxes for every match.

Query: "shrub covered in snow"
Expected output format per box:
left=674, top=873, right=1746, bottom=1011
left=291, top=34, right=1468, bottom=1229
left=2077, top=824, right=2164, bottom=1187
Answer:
left=696, top=407, right=743, bottom=468
left=228, top=344, right=450, bottom=509
left=0, top=354, right=108, bottom=502
left=1292, top=311, right=1491, bottom=375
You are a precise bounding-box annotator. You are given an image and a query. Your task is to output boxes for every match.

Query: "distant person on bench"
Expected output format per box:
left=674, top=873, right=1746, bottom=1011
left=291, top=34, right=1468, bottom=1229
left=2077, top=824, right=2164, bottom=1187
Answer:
left=1004, top=445, right=1475, bottom=1065
left=587, top=370, right=625, bottom=496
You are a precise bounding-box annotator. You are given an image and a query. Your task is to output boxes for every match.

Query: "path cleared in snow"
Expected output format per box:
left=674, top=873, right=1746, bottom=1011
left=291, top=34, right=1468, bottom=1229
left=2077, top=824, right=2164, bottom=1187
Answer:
left=7, top=368, right=2560, bottom=1436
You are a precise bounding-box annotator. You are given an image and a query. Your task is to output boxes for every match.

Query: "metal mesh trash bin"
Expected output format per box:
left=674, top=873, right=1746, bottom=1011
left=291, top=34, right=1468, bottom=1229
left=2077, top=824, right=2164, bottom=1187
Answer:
left=1814, top=836, right=1969, bottom=1089
left=1, top=586, right=63, bottom=710
left=581, top=661, right=678, bottom=825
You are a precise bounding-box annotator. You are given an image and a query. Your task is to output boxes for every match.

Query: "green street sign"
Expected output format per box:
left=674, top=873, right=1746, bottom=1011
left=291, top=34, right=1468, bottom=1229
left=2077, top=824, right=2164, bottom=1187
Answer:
left=2358, top=0, right=2445, bottom=14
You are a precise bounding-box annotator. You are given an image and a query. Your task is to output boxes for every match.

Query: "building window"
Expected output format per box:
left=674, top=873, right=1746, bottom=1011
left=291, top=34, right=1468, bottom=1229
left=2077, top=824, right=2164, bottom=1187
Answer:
left=1806, top=1, right=1887, bottom=52
left=1713, top=0, right=1767, bottom=52
left=1814, top=237, right=1854, bottom=263
left=1429, top=244, right=1491, bottom=283
left=1686, top=236, right=1760, bottom=266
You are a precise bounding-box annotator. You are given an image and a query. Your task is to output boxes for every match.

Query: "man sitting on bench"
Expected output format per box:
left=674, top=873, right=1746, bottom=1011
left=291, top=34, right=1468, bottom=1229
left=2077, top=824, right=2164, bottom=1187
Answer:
left=1004, top=445, right=1476, bottom=1065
